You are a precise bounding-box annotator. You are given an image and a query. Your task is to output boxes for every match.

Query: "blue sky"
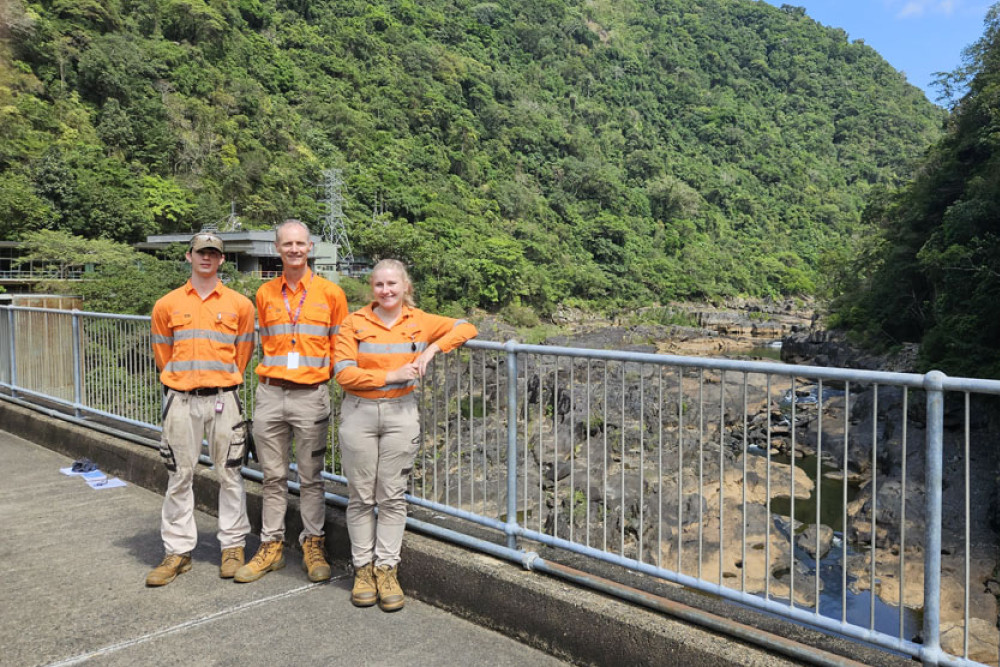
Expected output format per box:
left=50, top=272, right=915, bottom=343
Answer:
left=762, top=1, right=994, bottom=103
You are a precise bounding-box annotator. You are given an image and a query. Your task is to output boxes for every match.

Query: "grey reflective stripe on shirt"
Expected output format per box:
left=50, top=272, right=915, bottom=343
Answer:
left=334, top=360, right=357, bottom=375
left=259, top=324, right=292, bottom=337
left=173, top=328, right=238, bottom=344
left=163, top=360, right=239, bottom=373
left=378, top=380, right=417, bottom=391
left=358, top=341, right=428, bottom=354
left=261, top=355, right=330, bottom=368
left=151, top=334, right=173, bottom=345
left=454, top=319, right=468, bottom=327
left=234, top=332, right=254, bottom=344
left=260, top=323, right=339, bottom=337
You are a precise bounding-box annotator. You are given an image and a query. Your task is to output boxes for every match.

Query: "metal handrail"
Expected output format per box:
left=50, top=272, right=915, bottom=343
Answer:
left=2, top=304, right=998, bottom=666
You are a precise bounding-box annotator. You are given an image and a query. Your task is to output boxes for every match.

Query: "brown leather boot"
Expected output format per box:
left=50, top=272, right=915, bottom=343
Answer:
left=351, top=563, right=377, bottom=607
left=219, top=546, right=244, bottom=579
left=301, top=535, right=331, bottom=582
left=234, top=540, right=285, bottom=583
left=374, top=564, right=404, bottom=611
left=146, top=554, right=192, bottom=587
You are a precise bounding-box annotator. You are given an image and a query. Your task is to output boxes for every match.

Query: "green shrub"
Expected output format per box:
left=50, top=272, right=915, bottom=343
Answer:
left=500, top=303, right=540, bottom=328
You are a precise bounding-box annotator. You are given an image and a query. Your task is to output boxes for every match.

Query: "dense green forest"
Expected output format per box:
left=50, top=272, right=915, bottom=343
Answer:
left=0, top=0, right=943, bottom=314
left=831, top=6, right=1000, bottom=378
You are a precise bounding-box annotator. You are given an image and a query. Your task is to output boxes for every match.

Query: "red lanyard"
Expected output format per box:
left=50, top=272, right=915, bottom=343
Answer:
left=281, top=275, right=311, bottom=348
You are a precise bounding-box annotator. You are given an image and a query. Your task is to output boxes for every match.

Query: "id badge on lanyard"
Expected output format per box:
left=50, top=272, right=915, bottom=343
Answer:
left=282, top=279, right=310, bottom=370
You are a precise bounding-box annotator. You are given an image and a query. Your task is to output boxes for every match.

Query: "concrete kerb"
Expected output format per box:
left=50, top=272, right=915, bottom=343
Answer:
left=0, top=399, right=891, bottom=666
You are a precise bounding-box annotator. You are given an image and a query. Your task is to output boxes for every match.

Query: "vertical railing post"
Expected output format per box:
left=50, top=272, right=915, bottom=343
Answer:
left=0, top=305, right=6, bottom=387
left=0, top=305, right=5, bottom=386
left=71, top=310, right=82, bottom=418
left=504, top=339, right=519, bottom=551
left=921, top=370, right=946, bottom=666
left=7, top=307, right=17, bottom=397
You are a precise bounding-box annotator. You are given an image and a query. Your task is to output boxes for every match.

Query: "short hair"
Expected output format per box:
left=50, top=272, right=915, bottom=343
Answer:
left=275, top=218, right=310, bottom=243
left=371, top=259, right=415, bottom=307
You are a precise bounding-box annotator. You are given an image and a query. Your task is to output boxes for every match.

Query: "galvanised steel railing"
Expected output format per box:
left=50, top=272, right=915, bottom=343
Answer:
left=2, top=304, right=999, bottom=667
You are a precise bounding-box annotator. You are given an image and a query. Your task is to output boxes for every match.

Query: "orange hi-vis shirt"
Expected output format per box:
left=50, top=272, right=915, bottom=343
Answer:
left=255, top=268, right=348, bottom=384
left=334, top=303, right=478, bottom=399
left=151, top=281, right=255, bottom=392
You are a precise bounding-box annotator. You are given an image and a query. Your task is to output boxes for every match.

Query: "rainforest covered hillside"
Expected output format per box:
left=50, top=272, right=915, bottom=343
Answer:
left=0, top=0, right=944, bottom=312
left=831, top=5, right=1000, bottom=378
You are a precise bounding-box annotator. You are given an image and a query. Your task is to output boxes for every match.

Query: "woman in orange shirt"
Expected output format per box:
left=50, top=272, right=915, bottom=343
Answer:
left=334, top=259, right=477, bottom=611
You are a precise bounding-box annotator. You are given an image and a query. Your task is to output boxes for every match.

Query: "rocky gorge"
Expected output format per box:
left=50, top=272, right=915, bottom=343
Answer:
left=424, top=300, right=1000, bottom=664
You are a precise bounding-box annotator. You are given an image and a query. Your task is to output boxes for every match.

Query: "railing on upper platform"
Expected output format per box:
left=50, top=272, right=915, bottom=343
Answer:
left=0, top=268, right=85, bottom=281
left=242, top=270, right=283, bottom=280
left=2, top=304, right=999, bottom=667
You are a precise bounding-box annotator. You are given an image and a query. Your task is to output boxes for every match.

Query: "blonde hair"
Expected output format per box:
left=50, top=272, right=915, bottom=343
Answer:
left=371, top=259, right=415, bottom=307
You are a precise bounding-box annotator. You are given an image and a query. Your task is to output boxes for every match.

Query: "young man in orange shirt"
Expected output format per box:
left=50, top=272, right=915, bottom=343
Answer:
left=235, top=219, right=348, bottom=583
left=147, top=233, right=255, bottom=586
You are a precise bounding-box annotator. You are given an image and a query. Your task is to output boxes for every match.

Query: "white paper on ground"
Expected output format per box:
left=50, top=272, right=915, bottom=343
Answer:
left=81, top=469, right=108, bottom=483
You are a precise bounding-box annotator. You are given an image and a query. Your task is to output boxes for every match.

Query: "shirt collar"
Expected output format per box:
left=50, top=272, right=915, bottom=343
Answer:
left=360, top=303, right=412, bottom=328
left=280, top=267, right=313, bottom=292
left=183, top=280, right=223, bottom=298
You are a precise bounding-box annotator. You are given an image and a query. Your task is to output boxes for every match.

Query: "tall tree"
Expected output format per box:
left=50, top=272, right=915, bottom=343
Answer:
left=832, top=4, right=1000, bottom=378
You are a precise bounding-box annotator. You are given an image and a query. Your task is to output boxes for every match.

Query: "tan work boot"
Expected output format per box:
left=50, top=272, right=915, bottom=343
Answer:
left=301, top=535, right=331, bottom=582
left=374, top=564, right=404, bottom=611
left=351, top=562, right=377, bottom=607
left=219, top=546, right=244, bottom=579
left=146, top=554, right=192, bottom=587
left=234, top=540, right=285, bottom=583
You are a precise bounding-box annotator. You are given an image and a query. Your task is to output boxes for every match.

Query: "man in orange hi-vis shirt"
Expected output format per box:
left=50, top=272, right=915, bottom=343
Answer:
left=146, top=233, right=255, bottom=587
left=234, top=219, right=348, bottom=584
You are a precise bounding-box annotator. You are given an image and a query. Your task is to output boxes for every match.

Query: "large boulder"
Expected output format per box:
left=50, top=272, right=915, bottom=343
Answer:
left=780, top=328, right=882, bottom=369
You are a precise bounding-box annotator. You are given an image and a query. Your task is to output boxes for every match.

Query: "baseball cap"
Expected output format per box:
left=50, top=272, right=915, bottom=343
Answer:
left=190, top=233, right=224, bottom=253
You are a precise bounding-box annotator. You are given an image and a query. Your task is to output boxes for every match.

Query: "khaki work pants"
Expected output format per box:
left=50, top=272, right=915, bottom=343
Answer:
left=159, top=389, right=250, bottom=555
left=338, top=394, right=420, bottom=569
left=252, top=382, right=330, bottom=544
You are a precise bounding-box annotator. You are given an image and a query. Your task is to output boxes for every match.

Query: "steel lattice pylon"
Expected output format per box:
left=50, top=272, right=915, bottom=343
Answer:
left=319, top=168, right=352, bottom=265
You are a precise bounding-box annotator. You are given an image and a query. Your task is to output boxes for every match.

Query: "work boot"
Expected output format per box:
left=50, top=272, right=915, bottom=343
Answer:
left=234, top=540, right=285, bottom=583
left=219, top=546, right=244, bottom=579
left=146, top=554, right=192, bottom=587
left=351, top=562, right=377, bottom=607
left=374, top=564, right=404, bottom=612
left=301, top=535, right=331, bottom=582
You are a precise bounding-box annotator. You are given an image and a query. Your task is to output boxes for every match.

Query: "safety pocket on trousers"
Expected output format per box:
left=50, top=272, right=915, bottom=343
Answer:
left=159, top=441, right=177, bottom=472
left=160, top=390, right=175, bottom=422
left=312, top=413, right=330, bottom=458
left=225, top=420, right=252, bottom=468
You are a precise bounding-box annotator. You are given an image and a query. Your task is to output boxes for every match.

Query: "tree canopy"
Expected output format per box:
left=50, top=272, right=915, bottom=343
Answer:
left=1, top=0, right=943, bottom=314
left=830, top=4, right=1000, bottom=378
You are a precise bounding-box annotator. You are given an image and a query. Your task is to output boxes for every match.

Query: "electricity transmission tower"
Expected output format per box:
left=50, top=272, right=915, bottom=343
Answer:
left=319, top=168, right=352, bottom=267
left=220, top=201, right=241, bottom=231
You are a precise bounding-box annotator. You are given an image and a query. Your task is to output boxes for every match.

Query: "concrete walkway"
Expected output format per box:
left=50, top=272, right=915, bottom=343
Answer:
left=0, top=430, right=567, bottom=667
